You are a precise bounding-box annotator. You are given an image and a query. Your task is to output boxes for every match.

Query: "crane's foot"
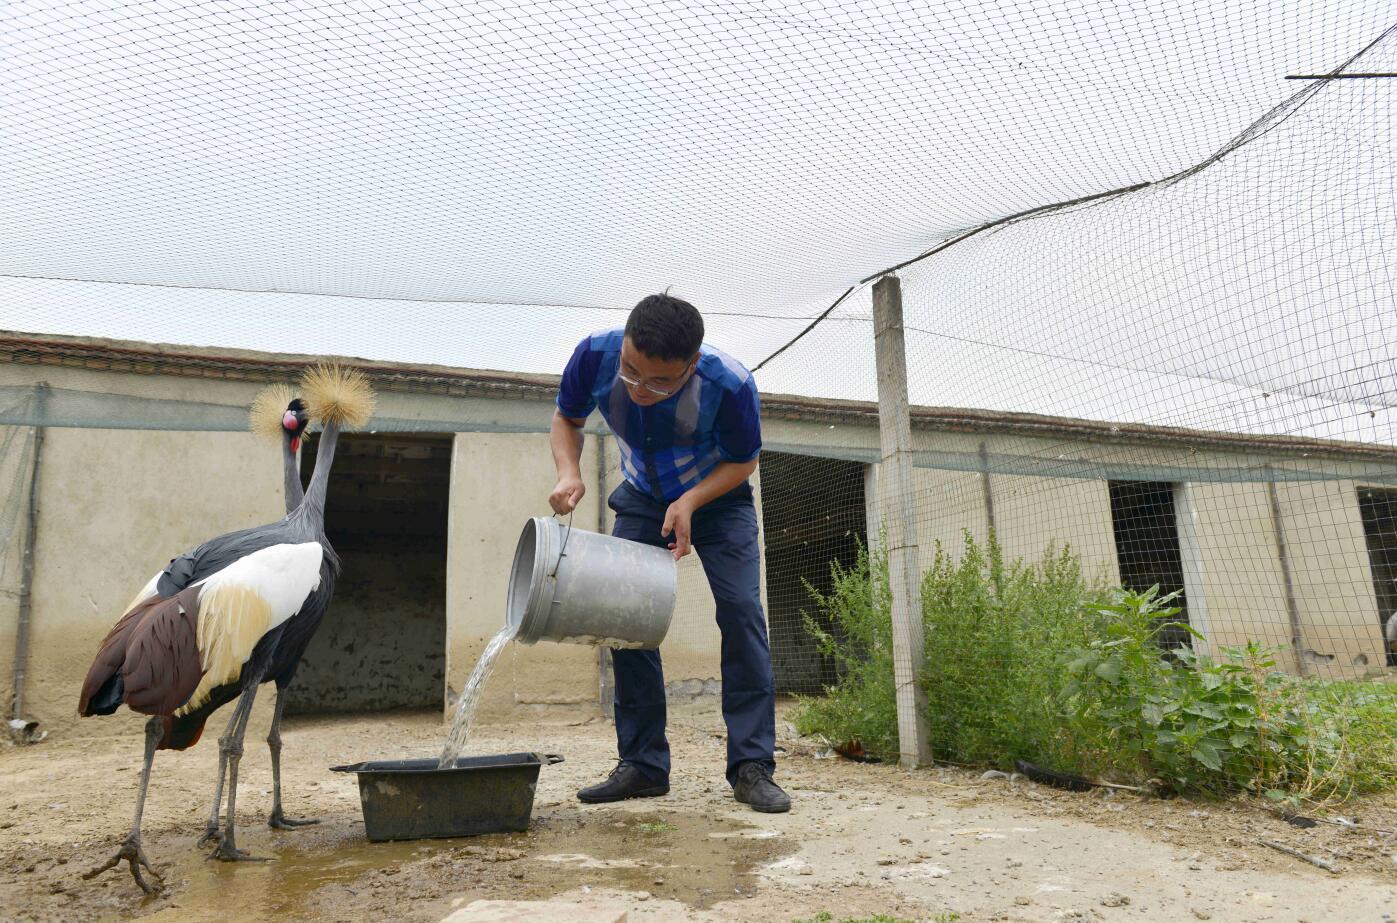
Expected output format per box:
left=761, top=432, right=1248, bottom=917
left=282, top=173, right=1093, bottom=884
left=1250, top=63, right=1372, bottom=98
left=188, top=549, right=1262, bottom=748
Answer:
left=206, top=839, right=269, bottom=863
left=83, top=834, right=164, bottom=894
left=195, top=823, right=223, bottom=849
left=268, top=809, right=320, bottom=830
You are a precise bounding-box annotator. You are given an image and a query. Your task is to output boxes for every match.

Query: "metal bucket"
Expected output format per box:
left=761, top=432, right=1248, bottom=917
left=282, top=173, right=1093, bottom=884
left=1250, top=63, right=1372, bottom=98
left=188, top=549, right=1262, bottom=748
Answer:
left=507, top=516, right=676, bottom=649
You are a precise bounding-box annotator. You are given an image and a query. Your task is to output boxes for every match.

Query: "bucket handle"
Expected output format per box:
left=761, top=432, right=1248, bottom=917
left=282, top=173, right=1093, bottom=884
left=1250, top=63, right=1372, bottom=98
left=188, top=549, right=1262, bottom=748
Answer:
left=548, top=511, right=573, bottom=579
left=541, top=753, right=565, bottom=765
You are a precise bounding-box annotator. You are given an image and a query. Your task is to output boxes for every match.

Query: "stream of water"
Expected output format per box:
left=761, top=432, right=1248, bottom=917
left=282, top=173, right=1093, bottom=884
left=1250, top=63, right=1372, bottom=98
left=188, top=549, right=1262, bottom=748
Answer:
left=437, top=623, right=516, bottom=768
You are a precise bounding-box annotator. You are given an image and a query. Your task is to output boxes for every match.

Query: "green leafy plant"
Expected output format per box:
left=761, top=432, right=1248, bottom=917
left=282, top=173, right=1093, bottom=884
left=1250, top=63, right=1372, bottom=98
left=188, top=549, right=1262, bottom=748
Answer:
left=1061, top=588, right=1306, bottom=791
left=919, top=532, right=1110, bottom=769
left=796, top=532, right=1397, bottom=803
left=795, top=540, right=899, bottom=757
left=797, top=532, right=1110, bottom=768
left=1056, top=587, right=1397, bottom=799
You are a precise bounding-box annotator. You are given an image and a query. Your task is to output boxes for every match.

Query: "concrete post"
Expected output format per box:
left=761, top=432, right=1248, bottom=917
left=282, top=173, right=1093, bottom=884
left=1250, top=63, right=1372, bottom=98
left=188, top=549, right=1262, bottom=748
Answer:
left=863, top=463, right=880, bottom=556
left=596, top=422, right=615, bottom=716
left=871, top=275, right=932, bottom=768
left=10, top=383, right=47, bottom=737
left=1174, top=482, right=1214, bottom=659
left=978, top=441, right=997, bottom=537
left=1265, top=468, right=1308, bottom=676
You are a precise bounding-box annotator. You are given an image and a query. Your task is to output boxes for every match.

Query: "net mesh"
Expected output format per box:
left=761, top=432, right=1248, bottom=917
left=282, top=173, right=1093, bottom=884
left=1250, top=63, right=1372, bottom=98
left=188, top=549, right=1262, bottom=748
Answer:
left=4, top=2, right=1393, bottom=365
left=3, top=2, right=1397, bottom=786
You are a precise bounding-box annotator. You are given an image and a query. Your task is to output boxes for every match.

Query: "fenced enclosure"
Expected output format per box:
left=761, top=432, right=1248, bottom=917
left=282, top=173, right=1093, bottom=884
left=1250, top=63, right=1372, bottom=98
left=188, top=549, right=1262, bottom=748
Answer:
left=2, top=2, right=1395, bottom=796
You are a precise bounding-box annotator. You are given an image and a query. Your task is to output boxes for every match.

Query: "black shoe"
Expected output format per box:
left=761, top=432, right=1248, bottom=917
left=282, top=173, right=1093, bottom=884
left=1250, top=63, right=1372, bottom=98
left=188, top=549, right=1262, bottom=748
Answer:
left=577, top=762, right=670, bottom=804
left=733, top=761, right=791, bottom=813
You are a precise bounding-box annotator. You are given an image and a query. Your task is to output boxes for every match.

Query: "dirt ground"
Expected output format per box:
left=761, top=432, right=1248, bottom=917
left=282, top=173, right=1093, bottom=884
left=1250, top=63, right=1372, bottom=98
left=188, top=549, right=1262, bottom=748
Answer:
left=3, top=699, right=1396, bottom=923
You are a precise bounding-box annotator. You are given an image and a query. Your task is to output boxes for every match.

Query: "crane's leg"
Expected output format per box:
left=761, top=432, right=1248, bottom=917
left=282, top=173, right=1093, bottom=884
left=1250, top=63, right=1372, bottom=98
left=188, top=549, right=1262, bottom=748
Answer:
left=207, top=683, right=268, bottom=862
left=194, top=706, right=241, bottom=849
left=267, top=684, right=319, bottom=830
left=83, top=717, right=165, bottom=893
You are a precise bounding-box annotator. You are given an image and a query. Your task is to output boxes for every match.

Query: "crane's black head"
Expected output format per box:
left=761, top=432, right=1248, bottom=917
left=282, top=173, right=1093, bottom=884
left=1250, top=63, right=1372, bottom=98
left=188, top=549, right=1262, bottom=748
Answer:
left=282, top=398, right=310, bottom=451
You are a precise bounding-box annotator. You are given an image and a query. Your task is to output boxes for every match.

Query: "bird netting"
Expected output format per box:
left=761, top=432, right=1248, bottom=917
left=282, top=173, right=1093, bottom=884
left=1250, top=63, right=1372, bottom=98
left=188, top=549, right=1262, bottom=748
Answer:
left=3, top=1, right=1393, bottom=375
left=2, top=1, right=1396, bottom=784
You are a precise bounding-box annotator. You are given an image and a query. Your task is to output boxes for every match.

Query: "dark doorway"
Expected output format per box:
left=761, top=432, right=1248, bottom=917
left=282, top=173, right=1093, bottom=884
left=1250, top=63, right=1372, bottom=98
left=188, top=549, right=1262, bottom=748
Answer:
left=285, top=432, right=452, bottom=714
left=1108, top=481, right=1191, bottom=648
left=1357, top=486, right=1397, bottom=667
left=759, top=452, right=868, bottom=694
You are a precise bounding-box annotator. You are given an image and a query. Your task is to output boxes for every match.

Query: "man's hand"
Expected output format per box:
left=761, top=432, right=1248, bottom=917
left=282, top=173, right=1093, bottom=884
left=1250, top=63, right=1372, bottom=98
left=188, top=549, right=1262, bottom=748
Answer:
left=549, top=475, right=586, bottom=514
left=661, top=495, right=695, bottom=561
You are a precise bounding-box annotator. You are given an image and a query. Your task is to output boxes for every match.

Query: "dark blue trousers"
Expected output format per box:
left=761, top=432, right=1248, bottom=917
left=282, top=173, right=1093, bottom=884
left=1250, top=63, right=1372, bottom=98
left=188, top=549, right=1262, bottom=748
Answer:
left=608, top=480, right=777, bottom=786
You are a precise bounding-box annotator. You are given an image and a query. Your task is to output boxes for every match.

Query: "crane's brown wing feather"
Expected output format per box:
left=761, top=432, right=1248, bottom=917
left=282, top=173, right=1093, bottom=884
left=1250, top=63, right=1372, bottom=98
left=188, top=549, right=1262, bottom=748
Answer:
left=121, top=587, right=206, bottom=716
left=79, top=593, right=167, bottom=716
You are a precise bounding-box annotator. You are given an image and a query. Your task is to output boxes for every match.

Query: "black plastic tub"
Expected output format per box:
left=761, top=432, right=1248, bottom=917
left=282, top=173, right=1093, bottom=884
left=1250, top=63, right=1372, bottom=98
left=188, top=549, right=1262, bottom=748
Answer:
left=330, top=752, right=564, bottom=842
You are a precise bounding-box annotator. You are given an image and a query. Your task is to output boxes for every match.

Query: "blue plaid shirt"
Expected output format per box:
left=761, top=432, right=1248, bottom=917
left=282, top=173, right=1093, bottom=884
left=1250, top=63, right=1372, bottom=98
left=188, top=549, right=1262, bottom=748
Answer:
left=557, top=329, right=762, bottom=503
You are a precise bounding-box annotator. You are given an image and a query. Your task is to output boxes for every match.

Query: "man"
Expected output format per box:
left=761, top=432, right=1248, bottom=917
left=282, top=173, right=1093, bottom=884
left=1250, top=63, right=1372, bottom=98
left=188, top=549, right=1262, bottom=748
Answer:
left=548, top=292, right=791, bottom=814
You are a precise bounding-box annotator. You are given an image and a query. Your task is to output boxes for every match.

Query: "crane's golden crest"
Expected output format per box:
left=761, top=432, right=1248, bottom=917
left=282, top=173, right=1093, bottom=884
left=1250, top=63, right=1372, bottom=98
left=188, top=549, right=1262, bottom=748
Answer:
left=301, top=363, right=376, bottom=429
left=249, top=383, right=297, bottom=440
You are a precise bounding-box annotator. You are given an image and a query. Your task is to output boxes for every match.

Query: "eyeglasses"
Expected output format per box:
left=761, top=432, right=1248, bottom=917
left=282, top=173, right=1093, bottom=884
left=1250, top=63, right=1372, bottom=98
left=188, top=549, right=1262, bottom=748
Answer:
left=618, top=370, right=683, bottom=397
left=617, top=355, right=698, bottom=398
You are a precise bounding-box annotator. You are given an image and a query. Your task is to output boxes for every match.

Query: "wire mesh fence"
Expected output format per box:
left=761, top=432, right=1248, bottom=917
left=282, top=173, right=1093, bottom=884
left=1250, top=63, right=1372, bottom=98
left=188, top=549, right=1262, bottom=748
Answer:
left=1, top=2, right=1395, bottom=794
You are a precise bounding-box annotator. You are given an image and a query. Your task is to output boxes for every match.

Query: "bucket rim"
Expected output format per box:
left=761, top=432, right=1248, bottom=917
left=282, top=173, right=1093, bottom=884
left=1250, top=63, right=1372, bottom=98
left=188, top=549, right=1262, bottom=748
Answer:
left=506, top=516, right=558, bottom=644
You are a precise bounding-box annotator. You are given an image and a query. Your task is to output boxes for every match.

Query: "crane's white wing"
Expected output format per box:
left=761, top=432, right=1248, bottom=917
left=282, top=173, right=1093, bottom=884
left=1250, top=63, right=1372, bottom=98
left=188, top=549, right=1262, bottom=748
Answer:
left=175, top=542, right=323, bottom=716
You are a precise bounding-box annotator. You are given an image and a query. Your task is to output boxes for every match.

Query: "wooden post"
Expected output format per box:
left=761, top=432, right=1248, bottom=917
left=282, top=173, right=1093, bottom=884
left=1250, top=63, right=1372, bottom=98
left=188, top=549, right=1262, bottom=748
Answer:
left=871, top=275, right=931, bottom=768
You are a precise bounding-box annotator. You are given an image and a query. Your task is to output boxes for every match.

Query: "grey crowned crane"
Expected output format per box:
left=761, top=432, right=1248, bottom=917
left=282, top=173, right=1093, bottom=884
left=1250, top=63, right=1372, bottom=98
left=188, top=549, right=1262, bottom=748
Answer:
left=78, top=365, right=374, bottom=891
left=192, top=383, right=328, bottom=848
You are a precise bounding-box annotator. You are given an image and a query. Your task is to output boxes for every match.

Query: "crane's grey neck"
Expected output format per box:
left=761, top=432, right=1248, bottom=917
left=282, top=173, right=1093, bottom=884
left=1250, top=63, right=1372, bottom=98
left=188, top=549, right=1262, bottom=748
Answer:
left=282, top=433, right=305, bottom=515
left=297, top=420, right=340, bottom=526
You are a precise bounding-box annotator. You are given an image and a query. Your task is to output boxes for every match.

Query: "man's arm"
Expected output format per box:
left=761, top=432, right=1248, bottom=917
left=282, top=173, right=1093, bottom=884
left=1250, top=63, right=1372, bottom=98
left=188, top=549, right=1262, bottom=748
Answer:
left=661, top=456, right=759, bottom=560
left=551, top=335, right=602, bottom=514
left=549, top=410, right=588, bottom=514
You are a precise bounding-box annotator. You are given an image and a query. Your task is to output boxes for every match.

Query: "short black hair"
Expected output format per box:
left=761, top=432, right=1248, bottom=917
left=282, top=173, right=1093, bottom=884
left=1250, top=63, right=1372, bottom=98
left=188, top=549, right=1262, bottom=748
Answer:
left=625, top=293, right=704, bottom=362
